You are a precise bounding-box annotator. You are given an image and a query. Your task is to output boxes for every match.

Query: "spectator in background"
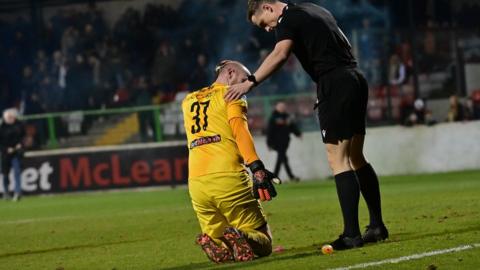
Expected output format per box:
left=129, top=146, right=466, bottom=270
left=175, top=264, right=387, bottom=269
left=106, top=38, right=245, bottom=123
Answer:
left=469, top=90, right=480, bottom=120
left=51, top=50, right=64, bottom=76
left=87, top=53, right=102, bottom=89
left=358, top=18, right=375, bottom=83
left=81, top=24, right=97, bottom=52
left=447, top=95, right=466, bottom=122
left=111, top=86, right=130, bottom=108
left=189, top=53, right=211, bottom=90
left=107, top=45, right=126, bottom=88
left=424, top=110, right=437, bottom=126
left=34, top=50, right=49, bottom=68
left=42, top=21, right=59, bottom=54
left=151, top=41, right=176, bottom=88
left=399, top=93, right=414, bottom=126
left=61, top=26, right=79, bottom=57
left=20, top=66, right=34, bottom=98
left=266, top=101, right=302, bottom=182
left=22, top=92, right=47, bottom=148
left=389, top=54, right=406, bottom=86
left=53, top=51, right=68, bottom=111
left=0, top=108, right=26, bottom=201
left=85, top=53, right=103, bottom=110
left=66, top=54, right=91, bottom=110
left=403, top=98, right=437, bottom=126
left=13, top=30, right=32, bottom=65
left=134, top=75, right=153, bottom=142
left=0, top=82, right=9, bottom=113
left=404, top=98, right=425, bottom=126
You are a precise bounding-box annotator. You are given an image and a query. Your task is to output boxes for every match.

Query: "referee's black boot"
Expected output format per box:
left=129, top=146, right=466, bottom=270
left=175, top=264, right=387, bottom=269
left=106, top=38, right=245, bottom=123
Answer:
left=330, top=234, right=364, bottom=250
left=362, top=225, right=389, bottom=243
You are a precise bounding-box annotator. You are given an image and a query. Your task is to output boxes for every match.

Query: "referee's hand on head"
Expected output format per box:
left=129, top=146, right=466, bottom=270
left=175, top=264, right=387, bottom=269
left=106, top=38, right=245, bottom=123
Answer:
left=224, top=80, right=253, bottom=102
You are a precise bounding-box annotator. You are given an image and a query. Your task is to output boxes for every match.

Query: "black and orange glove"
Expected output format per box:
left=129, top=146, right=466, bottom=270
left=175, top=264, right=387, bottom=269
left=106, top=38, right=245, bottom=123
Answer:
left=248, top=160, right=281, bottom=201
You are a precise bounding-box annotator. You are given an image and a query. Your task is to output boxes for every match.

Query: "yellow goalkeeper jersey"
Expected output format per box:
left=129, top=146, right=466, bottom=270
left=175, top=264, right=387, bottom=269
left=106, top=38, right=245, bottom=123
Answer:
left=182, top=83, right=248, bottom=178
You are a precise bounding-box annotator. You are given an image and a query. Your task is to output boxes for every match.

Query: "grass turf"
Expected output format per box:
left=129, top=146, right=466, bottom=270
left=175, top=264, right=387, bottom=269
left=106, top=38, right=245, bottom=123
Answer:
left=0, top=170, right=479, bottom=270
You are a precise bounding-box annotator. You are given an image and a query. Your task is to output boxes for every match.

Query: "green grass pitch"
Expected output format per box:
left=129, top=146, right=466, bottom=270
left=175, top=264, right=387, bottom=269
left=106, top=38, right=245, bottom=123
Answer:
left=1, top=170, right=479, bottom=270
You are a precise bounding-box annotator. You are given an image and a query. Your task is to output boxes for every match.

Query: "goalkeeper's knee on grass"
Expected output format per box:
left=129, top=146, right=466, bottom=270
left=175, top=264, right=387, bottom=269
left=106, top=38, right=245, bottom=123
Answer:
left=242, top=228, right=272, bottom=257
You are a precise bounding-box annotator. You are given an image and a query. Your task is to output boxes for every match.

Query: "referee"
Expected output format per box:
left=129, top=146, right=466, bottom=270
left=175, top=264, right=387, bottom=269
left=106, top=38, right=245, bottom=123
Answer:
left=225, top=0, right=388, bottom=250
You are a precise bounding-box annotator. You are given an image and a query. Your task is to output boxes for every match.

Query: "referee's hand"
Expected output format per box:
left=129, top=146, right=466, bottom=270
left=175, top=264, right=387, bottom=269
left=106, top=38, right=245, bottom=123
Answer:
left=224, top=80, right=253, bottom=102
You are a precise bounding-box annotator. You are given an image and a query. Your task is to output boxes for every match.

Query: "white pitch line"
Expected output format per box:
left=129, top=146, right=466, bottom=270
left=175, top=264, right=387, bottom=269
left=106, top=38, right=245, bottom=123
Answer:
left=0, top=206, right=189, bottom=225
left=329, top=243, right=480, bottom=270
left=0, top=215, right=78, bottom=225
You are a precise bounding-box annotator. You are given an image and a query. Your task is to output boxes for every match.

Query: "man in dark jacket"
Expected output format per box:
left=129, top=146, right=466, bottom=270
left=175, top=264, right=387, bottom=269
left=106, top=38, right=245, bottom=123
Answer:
left=266, top=101, right=301, bottom=181
left=0, top=108, right=26, bottom=201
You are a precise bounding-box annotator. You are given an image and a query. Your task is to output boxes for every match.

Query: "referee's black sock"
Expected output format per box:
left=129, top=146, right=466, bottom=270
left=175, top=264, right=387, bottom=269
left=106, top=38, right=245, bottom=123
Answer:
left=334, top=170, right=361, bottom=237
left=355, top=163, right=384, bottom=228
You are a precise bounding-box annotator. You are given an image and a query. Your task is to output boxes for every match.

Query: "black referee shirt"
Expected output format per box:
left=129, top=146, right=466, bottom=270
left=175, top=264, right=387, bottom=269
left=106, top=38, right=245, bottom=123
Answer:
left=275, top=2, right=357, bottom=82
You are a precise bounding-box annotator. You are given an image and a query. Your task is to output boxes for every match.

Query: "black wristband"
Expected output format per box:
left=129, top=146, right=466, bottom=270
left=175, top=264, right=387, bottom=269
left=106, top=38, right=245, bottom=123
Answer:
left=247, top=74, right=259, bottom=87
left=248, top=160, right=265, bottom=173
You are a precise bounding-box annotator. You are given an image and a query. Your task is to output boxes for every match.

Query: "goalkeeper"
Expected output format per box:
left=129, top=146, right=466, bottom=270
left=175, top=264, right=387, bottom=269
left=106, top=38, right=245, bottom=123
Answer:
left=181, top=60, right=279, bottom=263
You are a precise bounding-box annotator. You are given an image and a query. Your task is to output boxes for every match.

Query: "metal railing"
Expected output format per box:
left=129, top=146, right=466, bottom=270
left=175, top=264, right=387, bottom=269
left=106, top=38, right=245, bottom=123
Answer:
left=20, top=93, right=317, bottom=150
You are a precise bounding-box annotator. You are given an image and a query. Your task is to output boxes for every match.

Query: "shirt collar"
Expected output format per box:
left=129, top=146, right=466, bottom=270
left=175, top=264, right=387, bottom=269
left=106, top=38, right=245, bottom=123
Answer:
left=278, top=2, right=294, bottom=24
left=210, top=82, right=226, bottom=89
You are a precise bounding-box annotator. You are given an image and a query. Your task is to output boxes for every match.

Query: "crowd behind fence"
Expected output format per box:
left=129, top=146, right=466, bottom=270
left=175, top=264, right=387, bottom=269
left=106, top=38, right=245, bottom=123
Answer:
left=1, top=0, right=480, bottom=151
left=11, top=91, right=479, bottom=151
left=17, top=94, right=316, bottom=150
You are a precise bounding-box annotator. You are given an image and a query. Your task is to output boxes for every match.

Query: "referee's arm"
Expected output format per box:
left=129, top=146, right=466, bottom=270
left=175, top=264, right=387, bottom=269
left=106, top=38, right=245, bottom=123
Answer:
left=254, top=39, right=293, bottom=85
left=225, top=39, right=293, bottom=101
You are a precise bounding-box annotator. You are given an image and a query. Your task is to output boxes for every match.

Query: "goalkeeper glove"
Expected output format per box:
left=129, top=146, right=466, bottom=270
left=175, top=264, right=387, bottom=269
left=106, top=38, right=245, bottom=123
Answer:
left=248, top=160, right=281, bottom=201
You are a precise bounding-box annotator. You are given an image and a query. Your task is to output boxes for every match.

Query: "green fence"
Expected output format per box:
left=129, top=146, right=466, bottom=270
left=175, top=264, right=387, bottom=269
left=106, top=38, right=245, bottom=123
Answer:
left=20, top=93, right=317, bottom=150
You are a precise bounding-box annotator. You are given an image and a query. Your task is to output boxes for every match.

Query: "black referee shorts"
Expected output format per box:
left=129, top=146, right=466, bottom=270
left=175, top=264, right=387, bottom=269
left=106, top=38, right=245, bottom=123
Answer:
left=316, top=68, right=368, bottom=144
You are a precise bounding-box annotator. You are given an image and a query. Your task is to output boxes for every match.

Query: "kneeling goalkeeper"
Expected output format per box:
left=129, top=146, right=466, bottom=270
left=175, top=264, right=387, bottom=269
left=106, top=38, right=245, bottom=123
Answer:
left=182, top=60, right=279, bottom=263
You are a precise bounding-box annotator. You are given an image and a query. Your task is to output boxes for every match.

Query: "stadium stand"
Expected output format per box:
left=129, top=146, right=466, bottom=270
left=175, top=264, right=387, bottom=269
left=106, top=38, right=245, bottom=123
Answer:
left=0, top=0, right=479, bottom=150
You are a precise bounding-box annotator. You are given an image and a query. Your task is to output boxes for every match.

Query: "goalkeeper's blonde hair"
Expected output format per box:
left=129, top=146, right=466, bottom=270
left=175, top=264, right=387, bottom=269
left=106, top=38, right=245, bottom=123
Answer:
left=214, top=60, right=251, bottom=79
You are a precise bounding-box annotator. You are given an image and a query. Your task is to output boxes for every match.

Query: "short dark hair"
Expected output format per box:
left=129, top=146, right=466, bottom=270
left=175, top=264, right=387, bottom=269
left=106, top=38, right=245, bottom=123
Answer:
left=247, top=0, right=277, bottom=22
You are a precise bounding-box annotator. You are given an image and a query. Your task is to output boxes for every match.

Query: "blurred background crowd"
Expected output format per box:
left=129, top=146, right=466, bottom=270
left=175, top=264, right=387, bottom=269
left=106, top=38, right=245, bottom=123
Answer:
left=0, top=0, right=480, bottom=149
left=0, top=0, right=304, bottom=116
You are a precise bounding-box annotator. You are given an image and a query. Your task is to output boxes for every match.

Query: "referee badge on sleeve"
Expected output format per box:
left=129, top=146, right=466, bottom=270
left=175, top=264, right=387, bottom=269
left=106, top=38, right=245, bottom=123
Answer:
left=321, top=129, right=327, bottom=139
